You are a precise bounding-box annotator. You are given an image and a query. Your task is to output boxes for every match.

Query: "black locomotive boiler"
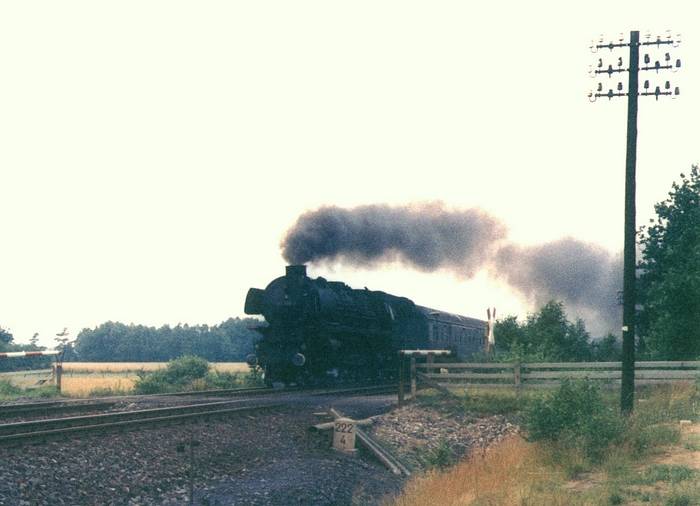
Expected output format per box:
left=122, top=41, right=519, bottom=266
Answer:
left=244, top=265, right=488, bottom=386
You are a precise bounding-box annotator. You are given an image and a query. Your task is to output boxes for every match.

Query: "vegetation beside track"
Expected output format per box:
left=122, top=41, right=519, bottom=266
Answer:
left=0, top=379, right=58, bottom=401
left=390, top=381, right=700, bottom=505
left=132, top=356, right=262, bottom=394
left=0, top=358, right=261, bottom=398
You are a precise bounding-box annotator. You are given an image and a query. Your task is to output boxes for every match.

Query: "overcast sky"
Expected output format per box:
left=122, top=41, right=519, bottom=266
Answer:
left=1, top=1, right=697, bottom=347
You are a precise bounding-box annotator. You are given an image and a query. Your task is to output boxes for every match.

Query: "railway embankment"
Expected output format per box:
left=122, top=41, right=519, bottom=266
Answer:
left=0, top=388, right=522, bottom=505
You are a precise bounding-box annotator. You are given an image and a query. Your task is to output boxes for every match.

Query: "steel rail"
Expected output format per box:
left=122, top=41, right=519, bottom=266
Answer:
left=0, top=400, right=118, bottom=419
left=0, top=398, right=272, bottom=436
left=0, top=403, right=281, bottom=446
left=0, top=383, right=395, bottom=424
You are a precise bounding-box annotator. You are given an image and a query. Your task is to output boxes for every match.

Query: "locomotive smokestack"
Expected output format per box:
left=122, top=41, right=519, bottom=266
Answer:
left=286, top=265, right=307, bottom=278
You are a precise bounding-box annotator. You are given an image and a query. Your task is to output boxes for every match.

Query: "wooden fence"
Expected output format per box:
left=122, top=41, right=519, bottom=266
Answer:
left=400, top=358, right=700, bottom=402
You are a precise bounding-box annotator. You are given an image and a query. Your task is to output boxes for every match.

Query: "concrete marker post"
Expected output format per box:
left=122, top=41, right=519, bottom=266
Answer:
left=333, top=417, right=356, bottom=453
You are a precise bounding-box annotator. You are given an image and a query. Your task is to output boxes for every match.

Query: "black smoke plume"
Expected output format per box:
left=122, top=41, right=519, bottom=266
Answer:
left=281, top=203, right=507, bottom=277
left=281, top=203, right=622, bottom=335
left=493, top=240, right=622, bottom=334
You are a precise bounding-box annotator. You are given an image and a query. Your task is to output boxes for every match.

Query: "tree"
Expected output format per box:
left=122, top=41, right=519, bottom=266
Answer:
left=638, top=166, right=700, bottom=360
left=0, top=326, right=13, bottom=348
left=494, top=301, right=592, bottom=362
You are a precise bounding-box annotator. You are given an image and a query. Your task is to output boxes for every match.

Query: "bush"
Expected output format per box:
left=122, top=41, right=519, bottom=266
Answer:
left=415, top=439, right=455, bottom=470
left=525, top=379, right=624, bottom=461
left=133, top=356, right=211, bottom=394
left=131, top=356, right=261, bottom=394
left=0, top=379, right=58, bottom=399
left=0, top=379, right=22, bottom=397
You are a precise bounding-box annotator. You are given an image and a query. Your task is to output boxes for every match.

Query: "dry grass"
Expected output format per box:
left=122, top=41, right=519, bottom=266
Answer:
left=63, top=362, right=248, bottom=373
left=1, top=362, right=252, bottom=397
left=0, top=369, right=54, bottom=389
left=61, top=374, right=136, bottom=396
left=390, top=384, right=700, bottom=506
left=58, top=362, right=248, bottom=396
left=392, top=436, right=569, bottom=506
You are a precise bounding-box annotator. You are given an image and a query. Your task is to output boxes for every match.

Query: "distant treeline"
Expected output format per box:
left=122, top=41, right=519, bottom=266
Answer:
left=70, top=318, right=262, bottom=362
left=0, top=318, right=263, bottom=370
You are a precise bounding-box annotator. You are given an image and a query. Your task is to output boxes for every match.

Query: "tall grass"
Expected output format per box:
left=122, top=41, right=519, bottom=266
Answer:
left=390, top=382, right=700, bottom=506
left=0, top=379, right=58, bottom=400
left=62, top=362, right=248, bottom=373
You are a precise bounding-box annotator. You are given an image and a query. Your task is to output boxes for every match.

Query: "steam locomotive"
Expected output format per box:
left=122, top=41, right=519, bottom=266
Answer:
left=244, top=265, right=488, bottom=386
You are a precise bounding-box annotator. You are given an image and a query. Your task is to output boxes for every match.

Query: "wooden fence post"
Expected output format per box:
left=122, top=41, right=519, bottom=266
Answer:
left=426, top=353, right=434, bottom=375
left=513, top=362, right=521, bottom=396
left=55, top=363, right=63, bottom=393
left=398, top=353, right=405, bottom=407
left=410, top=356, right=416, bottom=400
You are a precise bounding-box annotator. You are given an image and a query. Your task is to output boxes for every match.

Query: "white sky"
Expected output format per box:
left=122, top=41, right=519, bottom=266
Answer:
left=1, top=1, right=697, bottom=347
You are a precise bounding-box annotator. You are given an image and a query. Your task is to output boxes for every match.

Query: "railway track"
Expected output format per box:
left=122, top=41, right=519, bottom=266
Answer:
left=0, top=399, right=281, bottom=446
left=0, top=383, right=396, bottom=446
left=0, top=386, right=272, bottom=419
left=0, top=383, right=395, bottom=420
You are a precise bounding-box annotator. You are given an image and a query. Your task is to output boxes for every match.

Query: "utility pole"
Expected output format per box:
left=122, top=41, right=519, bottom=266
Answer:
left=588, top=30, right=681, bottom=414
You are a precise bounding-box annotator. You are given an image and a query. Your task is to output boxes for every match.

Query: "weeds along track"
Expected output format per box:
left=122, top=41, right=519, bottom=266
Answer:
left=0, top=383, right=397, bottom=446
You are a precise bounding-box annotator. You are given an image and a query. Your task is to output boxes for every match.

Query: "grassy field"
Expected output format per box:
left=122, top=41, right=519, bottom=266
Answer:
left=1, top=362, right=249, bottom=397
left=390, top=382, right=700, bottom=506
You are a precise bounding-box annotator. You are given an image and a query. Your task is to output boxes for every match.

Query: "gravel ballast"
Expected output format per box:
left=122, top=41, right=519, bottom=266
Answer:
left=0, top=393, right=520, bottom=505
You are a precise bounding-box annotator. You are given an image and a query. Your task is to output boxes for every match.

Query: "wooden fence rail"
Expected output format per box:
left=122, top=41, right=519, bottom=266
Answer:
left=406, top=360, right=700, bottom=395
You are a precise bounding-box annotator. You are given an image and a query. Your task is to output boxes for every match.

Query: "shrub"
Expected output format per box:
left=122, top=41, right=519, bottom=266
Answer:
left=133, top=355, right=211, bottom=394
left=160, top=355, right=210, bottom=384
left=0, top=379, right=58, bottom=399
left=415, top=439, right=455, bottom=470
left=0, top=379, right=22, bottom=397
left=525, top=379, right=624, bottom=461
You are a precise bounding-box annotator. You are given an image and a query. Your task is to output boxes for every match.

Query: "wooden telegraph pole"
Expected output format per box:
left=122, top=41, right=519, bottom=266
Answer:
left=588, top=30, right=681, bottom=414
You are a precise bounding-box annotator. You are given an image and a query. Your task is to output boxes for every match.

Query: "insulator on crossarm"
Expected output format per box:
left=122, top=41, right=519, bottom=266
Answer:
left=674, top=86, right=680, bottom=96
left=655, top=86, right=661, bottom=100
left=644, top=54, right=650, bottom=64
left=644, top=80, right=650, bottom=90
left=665, top=81, right=671, bottom=90
left=665, top=52, right=671, bottom=62
left=673, top=34, right=681, bottom=48
left=598, top=58, right=603, bottom=68
left=674, top=59, right=681, bottom=72
left=617, top=82, right=623, bottom=91
left=597, top=82, right=603, bottom=92
left=617, top=56, right=623, bottom=67
left=588, top=90, right=597, bottom=103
